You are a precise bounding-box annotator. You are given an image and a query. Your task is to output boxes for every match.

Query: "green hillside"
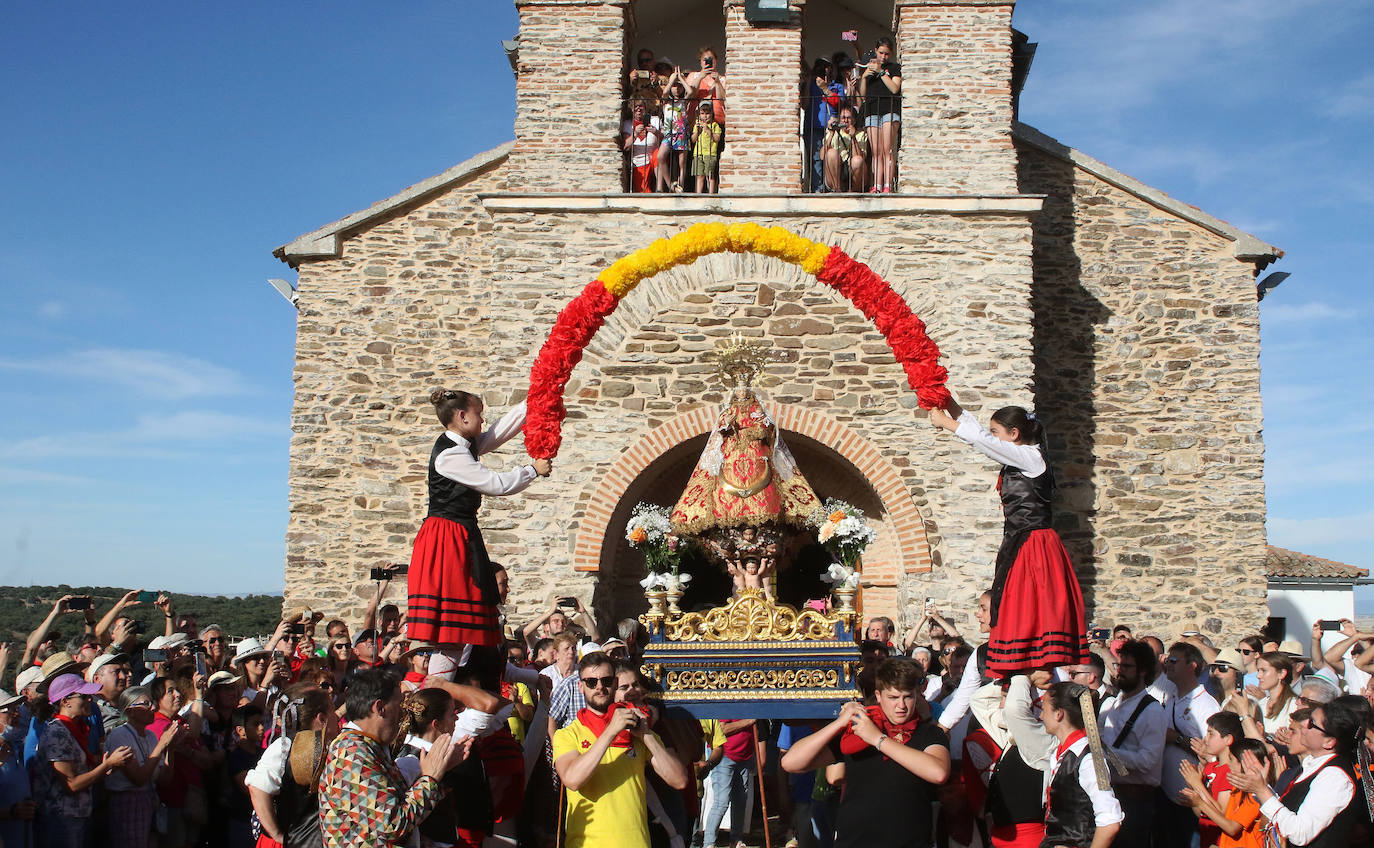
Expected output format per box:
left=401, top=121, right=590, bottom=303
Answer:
left=0, top=585, right=284, bottom=648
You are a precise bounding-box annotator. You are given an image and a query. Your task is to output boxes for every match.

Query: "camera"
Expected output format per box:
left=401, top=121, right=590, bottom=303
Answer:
left=370, top=567, right=391, bottom=582
left=703, top=56, right=714, bottom=69
left=558, top=596, right=578, bottom=609
left=289, top=622, right=307, bottom=635
left=67, top=596, right=93, bottom=611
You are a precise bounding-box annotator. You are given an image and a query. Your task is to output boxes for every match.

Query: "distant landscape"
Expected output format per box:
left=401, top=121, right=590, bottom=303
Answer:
left=0, top=585, right=284, bottom=648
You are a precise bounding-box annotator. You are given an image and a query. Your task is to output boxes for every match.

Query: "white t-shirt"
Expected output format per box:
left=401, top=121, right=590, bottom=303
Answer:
left=621, top=116, right=662, bottom=167
left=1345, top=649, right=1371, bottom=695
left=104, top=724, right=159, bottom=793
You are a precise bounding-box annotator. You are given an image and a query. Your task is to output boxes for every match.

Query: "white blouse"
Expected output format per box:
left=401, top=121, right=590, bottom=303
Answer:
left=434, top=401, right=536, bottom=496
left=953, top=411, right=1046, bottom=477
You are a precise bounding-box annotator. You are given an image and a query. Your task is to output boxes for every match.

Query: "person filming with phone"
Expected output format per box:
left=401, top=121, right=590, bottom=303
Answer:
left=553, top=651, right=687, bottom=848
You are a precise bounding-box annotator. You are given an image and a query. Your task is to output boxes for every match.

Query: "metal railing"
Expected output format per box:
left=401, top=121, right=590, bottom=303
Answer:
left=620, top=93, right=725, bottom=194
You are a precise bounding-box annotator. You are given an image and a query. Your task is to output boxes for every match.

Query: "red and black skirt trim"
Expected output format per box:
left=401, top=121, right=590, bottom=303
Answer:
left=986, top=528, right=1088, bottom=676
left=406, top=515, right=501, bottom=646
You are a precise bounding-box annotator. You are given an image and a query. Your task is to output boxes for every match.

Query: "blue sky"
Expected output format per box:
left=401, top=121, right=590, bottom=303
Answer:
left=1, top=1, right=1370, bottom=599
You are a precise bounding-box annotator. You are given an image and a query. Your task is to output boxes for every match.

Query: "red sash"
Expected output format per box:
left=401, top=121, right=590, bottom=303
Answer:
left=577, top=703, right=651, bottom=748
left=839, top=704, right=919, bottom=757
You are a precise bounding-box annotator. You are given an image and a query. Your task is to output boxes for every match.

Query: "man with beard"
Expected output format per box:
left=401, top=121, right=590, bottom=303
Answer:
left=1097, top=639, right=1166, bottom=848
left=552, top=652, right=687, bottom=848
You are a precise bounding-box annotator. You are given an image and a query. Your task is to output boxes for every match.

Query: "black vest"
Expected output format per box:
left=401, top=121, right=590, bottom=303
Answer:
left=1282, top=756, right=1364, bottom=848
left=998, top=465, right=1054, bottom=536
left=1042, top=746, right=1096, bottom=848
left=401, top=740, right=494, bottom=842
left=986, top=744, right=1045, bottom=828
left=275, top=771, right=321, bottom=848
left=427, top=433, right=483, bottom=522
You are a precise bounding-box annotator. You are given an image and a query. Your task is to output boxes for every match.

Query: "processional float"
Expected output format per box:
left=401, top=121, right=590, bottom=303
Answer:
left=520, top=223, right=952, bottom=718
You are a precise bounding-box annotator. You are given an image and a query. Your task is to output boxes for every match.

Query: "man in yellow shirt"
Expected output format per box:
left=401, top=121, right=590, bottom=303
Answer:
left=553, top=652, right=688, bottom=848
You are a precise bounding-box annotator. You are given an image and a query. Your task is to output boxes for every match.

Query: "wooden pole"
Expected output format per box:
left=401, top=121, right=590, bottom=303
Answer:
left=754, top=722, right=772, bottom=848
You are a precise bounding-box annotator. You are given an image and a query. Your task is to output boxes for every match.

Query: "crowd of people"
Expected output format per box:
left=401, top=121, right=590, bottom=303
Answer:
left=5, top=574, right=1374, bottom=848
left=621, top=30, right=904, bottom=195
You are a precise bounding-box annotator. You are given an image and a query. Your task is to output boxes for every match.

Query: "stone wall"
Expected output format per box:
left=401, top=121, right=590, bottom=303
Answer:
left=1017, top=140, right=1269, bottom=638
left=285, top=179, right=1047, bottom=634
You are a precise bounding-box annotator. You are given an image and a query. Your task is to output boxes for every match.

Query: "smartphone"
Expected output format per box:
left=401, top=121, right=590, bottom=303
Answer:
left=272, top=650, right=288, bottom=665
left=195, top=652, right=207, bottom=677
left=1321, top=620, right=1343, bottom=632
left=143, top=648, right=168, bottom=663
left=558, top=596, right=578, bottom=609
left=136, top=590, right=159, bottom=604
left=1090, top=628, right=1110, bottom=641
left=389, top=565, right=408, bottom=577
left=635, top=69, right=650, bottom=80
left=841, top=29, right=858, bottom=42
left=703, top=56, right=714, bottom=69
left=289, top=622, right=306, bottom=635
left=67, top=596, right=93, bottom=611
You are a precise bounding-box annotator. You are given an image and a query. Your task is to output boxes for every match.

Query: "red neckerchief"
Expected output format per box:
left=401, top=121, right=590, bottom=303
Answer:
left=403, top=671, right=427, bottom=686
left=1055, top=729, right=1086, bottom=759
left=576, top=703, right=651, bottom=748
left=839, top=703, right=919, bottom=757
left=55, top=714, right=98, bottom=766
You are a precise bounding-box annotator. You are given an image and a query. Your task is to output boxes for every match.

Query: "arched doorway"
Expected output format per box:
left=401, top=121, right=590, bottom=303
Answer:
left=592, top=430, right=898, bottom=622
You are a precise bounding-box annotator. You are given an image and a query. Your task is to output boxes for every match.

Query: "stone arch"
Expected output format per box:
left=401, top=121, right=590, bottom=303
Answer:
left=571, top=404, right=933, bottom=616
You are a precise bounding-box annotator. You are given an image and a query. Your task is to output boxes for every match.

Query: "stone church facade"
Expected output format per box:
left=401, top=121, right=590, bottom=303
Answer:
left=274, top=0, right=1280, bottom=640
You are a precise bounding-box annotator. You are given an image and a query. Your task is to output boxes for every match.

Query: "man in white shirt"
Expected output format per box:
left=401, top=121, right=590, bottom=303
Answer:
left=1155, top=641, right=1219, bottom=848
left=1097, top=640, right=1165, bottom=848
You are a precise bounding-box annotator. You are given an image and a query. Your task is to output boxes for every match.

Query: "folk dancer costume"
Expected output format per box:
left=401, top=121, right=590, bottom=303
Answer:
left=1260, top=751, right=1370, bottom=847
left=968, top=676, right=1057, bottom=848
left=407, top=401, right=537, bottom=651
left=952, top=411, right=1087, bottom=675
left=1043, top=690, right=1124, bottom=848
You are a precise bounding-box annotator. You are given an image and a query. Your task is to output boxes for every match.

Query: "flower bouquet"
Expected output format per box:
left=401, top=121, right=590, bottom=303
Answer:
left=626, top=502, right=683, bottom=579
left=810, top=499, right=877, bottom=596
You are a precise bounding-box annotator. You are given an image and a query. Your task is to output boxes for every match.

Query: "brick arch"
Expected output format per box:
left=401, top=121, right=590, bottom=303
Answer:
left=570, top=405, right=934, bottom=582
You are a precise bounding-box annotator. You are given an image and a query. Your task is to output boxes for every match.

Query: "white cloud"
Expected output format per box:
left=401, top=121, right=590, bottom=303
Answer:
left=0, top=411, right=280, bottom=461
left=1269, top=511, right=1374, bottom=550
left=1262, top=301, right=1354, bottom=327
left=0, top=348, right=252, bottom=399
left=1322, top=71, right=1374, bottom=120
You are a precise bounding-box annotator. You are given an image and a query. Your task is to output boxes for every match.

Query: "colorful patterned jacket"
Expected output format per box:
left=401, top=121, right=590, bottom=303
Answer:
left=318, top=726, right=442, bottom=847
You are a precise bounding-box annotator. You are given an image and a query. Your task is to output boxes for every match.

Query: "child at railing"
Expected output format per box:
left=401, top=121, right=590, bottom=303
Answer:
left=621, top=99, right=662, bottom=193
left=656, top=74, right=690, bottom=193
left=690, top=98, right=722, bottom=194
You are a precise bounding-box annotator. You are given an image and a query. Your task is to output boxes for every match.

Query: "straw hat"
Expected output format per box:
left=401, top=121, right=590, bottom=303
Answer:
left=1211, top=647, right=1245, bottom=670
left=288, top=729, right=328, bottom=787
left=232, top=637, right=271, bottom=666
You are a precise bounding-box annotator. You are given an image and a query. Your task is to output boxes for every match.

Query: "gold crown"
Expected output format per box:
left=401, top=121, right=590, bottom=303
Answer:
left=707, top=335, right=773, bottom=388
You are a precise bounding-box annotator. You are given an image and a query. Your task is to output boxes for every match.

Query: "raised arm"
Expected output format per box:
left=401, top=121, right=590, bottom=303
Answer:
left=642, top=730, right=688, bottom=789
left=848, top=707, right=949, bottom=783
left=1322, top=619, right=1368, bottom=673
left=781, top=705, right=855, bottom=773
left=362, top=577, right=390, bottom=634
left=573, top=598, right=601, bottom=643
left=96, top=590, right=142, bottom=645
left=22, top=594, right=73, bottom=668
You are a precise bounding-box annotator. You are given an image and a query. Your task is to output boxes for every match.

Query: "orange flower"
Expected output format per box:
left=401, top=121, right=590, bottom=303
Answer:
left=629, top=528, right=648, bottom=544
left=828, top=510, right=847, bottom=522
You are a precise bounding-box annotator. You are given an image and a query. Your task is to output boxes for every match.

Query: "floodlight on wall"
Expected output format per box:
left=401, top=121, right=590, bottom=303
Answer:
left=744, top=0, right=791, bottom=24
left=268, top=277, right=299, bottom=308
left=1256, top=271, right=1290, bottom=302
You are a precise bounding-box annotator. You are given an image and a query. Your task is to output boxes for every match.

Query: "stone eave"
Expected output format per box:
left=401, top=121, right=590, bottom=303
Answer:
left=273, top=142, right=514, bottom=268
left=476, top=193, right=1045, bottom=216
left=1013, top=122, right=1283, bottom=264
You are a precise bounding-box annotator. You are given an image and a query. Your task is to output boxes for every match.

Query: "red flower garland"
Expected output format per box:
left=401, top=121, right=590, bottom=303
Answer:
left=523, top=245, right=949, bottom=459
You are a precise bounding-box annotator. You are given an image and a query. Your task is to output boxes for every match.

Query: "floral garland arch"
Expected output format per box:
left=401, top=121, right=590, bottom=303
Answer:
left=523, top=222, right=950, bottom=459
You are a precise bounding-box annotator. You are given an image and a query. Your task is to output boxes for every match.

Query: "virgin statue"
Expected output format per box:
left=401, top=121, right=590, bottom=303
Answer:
left=670, top=341, right=820, bottom=538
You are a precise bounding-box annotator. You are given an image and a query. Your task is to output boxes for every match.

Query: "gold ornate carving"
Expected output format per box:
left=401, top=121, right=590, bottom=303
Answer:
left=662, top=588, right=850, bottom=642
left=664, top=668, right=840, bottom=691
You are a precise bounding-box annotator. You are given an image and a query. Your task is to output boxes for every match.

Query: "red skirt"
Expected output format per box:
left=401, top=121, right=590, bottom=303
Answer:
left=986, top=528, right=1087, bottom=675
left=407, top=515, right=500, bottom=646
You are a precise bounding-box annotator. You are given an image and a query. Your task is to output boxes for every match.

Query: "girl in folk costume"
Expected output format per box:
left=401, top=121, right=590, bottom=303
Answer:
left=1228, top=696, right=1374, bottom=848
left=930, top=397, right=1087, bottom=676
left=408, top=390, right=551, bottom=676
left=1039, top=682, right=1124, bottom=848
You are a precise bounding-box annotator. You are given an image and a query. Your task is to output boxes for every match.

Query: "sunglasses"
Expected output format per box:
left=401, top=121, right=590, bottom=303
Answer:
left=207, top=637, right=226, bottom=644
left=331, top=644, right=350, bottom=650
left=1307, top=716, right=1330, bottom=736
left=1238, top=648, right=1256, bottom=655
left=581, top=675, right=616, bottom=689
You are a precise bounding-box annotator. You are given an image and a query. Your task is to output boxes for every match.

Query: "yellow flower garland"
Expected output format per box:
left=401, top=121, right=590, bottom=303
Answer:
left=599, top=223, right=827, bottom=299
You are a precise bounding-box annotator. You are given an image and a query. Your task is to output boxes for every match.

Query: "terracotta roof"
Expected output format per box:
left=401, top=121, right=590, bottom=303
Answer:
left=1266, top=546, right=1369, bottom=581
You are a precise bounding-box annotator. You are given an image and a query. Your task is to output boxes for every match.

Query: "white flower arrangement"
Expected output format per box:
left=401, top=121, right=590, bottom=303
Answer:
left=809, top=498, right=877, bottom=569
left=625, top=502, right=681, bottom=574
left=820, top=562, right=860, bottom=591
